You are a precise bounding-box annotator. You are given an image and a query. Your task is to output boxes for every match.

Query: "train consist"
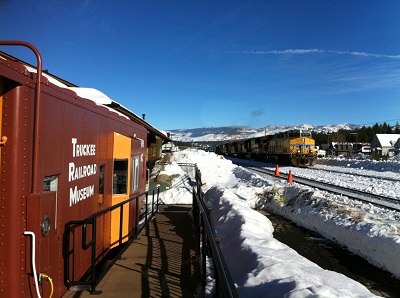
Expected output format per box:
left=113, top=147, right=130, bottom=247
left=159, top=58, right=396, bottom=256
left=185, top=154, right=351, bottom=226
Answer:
left=0, top=41, right=167, bottom=297
left=216, top=129, right=318, bottom=167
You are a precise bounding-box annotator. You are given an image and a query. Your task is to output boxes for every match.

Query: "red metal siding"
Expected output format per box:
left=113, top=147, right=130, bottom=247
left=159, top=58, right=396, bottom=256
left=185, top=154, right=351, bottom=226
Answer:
left=0, top=86, right=35, bottom=296
left=1, top=64, right=148, bottom=297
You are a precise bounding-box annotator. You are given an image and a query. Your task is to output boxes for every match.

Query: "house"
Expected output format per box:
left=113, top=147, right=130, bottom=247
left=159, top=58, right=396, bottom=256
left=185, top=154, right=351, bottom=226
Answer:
left=370, top=134, right=400, bottom=157
left=324, top=142, right=371, bottom=158
left=334, top=142, right=354, bottom=157
left=352, top=143, right=371, bottom=156
left=389, top=137, right=400, bottom=156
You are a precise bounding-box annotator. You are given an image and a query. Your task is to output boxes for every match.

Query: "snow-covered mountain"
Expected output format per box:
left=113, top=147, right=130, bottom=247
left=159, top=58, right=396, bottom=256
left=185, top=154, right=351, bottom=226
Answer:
left=168, top=123, right=359, bottom=142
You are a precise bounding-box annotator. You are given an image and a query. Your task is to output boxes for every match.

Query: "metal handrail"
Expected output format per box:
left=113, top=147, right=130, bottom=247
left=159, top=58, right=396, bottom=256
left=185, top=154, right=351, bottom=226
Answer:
left=0, top=41, right=43, bottom=193
left=188, top=165, right=238, bottom=297
left=63, top=189, right=160, bottom=294
left=63, top=162, right=238, bottom=296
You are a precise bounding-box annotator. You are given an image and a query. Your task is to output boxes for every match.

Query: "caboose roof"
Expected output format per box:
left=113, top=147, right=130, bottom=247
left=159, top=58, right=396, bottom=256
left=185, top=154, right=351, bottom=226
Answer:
left=0, top=51, right=171, bottom=142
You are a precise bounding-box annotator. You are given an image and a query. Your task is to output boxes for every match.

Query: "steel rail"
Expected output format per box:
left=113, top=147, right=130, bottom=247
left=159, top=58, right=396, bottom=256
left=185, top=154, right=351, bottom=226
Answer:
left=311, top=166, right=400, bottom=182
left=239, top=164, right=400, bottom=211
left=232, top=158, right=399, bottom=183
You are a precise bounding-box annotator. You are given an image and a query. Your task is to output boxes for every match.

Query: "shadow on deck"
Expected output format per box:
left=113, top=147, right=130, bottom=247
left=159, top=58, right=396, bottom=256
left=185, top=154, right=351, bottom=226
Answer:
left=63, top=205, right=201, bottom=298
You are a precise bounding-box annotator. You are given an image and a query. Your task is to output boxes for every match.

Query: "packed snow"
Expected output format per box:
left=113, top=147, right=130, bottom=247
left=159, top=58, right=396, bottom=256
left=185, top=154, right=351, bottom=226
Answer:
left=151, top=149, right=400, bottom=297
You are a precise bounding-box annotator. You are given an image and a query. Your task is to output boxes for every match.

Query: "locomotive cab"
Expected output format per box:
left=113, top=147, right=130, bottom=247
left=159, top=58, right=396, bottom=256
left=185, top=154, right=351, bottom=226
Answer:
left=289, top=130, right=317, bottom=167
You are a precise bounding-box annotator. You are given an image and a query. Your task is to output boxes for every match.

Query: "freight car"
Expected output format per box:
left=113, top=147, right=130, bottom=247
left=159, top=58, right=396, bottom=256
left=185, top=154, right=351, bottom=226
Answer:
left=216, top=129, right=317, bottom=167
left=0, top=41, right=153, bottom=297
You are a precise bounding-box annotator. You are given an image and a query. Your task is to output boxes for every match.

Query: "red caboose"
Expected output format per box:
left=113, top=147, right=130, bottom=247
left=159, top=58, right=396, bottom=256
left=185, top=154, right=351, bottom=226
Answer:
left=0, top=42, right=150, bottom=297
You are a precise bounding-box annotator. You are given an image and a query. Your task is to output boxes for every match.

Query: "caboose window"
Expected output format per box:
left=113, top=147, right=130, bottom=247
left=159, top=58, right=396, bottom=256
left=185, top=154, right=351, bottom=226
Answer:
left=98, top=165, right=105, bottom=205
left=99, top=165, right=105, bottom=195
left=43, top=175, right=58, bottom=231
left=132, top=156, right=140, bottom=191
left=44, top=175, right=58, bottom=192
left=113, top=159, right=128, bottom=194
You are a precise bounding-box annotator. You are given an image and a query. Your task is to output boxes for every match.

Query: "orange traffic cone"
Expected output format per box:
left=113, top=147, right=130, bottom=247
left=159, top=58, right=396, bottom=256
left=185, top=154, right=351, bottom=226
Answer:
left=275, top=164, right=280, bottom=177
left=287, top=170, right=293, bottom=184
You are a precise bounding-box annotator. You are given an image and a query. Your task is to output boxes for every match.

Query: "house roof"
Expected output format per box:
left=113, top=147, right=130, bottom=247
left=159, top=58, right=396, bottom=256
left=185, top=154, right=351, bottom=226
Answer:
left=374, top=134, right=400, bottom=147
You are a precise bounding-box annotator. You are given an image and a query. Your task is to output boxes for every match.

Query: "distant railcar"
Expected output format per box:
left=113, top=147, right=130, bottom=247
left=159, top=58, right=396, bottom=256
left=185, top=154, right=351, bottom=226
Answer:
left=0, top=42, right=148, bottom=297
left=216, top=129, right=317, bottom=167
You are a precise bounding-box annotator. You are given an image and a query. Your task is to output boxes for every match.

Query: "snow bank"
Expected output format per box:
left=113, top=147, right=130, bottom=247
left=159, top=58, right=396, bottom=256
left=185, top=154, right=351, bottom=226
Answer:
left=205, top=186, right=376, bottom=297
left=155, top=149, right=400, bottom=297
left=266, top=186, right=400, bottom=279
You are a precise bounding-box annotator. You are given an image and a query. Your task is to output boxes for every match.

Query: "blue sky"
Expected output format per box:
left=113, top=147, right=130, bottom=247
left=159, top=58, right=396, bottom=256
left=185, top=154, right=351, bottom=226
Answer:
left=1, top=1, right=399, bottom=130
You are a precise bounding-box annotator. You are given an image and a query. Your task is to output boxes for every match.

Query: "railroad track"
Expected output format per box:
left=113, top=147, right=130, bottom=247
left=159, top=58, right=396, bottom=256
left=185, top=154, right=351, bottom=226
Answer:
left=235, top=162, right=400, bottom=211
left=231, top=157, right=399, bottom=183
left=312, top=166, right=400, bottom=182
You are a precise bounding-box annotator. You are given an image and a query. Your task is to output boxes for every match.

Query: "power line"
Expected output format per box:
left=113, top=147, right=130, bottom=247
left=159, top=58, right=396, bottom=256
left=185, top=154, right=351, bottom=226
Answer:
left=357, top=118, right=400, bottom=127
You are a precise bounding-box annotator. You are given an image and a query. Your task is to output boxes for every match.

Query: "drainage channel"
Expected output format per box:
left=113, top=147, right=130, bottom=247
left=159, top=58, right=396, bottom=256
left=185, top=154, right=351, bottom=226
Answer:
left=263, top=209, right=400, bottom=297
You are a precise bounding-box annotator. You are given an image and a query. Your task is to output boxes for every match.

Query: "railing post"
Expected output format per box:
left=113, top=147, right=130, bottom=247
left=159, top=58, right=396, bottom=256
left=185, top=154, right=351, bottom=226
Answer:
left=135, top=197, right=140, bottom=237
left=90, top=219, right=101, bottom=295
left=64, top=224, right=71, bottom=287
left=152, top=189, right=155, bottom=216
left=145, top=191, right=149, bottom=221
left=156, top=187, right=160, bottom=212
left=214, top=236, right=221, bottom=297
left=201, top=216, right=207, bottom=286
left=193, top=189, right=200, bottom=256
left=119, top=205, right=124, bottom=247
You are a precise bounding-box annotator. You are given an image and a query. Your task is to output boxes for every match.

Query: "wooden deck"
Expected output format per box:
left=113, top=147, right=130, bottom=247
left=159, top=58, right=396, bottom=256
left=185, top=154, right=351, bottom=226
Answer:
left=63, top=205, right=201, bottom=298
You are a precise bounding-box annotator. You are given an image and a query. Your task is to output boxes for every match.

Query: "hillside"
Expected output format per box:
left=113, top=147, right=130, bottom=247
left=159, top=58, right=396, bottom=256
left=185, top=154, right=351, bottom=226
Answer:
left=168, top=123, right=359, bottom=143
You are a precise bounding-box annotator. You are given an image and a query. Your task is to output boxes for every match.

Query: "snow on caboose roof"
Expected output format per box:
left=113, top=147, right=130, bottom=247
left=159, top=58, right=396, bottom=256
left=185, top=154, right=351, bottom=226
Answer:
left=66, top=87, right=113, bottom=105
left=1, top=53, right=121, bottom=107
left=23, top=64, right=115, bottom=106
left=1, top=52, right=170, bottom=140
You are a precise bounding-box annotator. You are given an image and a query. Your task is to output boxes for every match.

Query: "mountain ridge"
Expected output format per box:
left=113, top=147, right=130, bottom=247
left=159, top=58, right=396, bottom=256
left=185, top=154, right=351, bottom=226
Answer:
left=167, top=123, right=359, bottom=142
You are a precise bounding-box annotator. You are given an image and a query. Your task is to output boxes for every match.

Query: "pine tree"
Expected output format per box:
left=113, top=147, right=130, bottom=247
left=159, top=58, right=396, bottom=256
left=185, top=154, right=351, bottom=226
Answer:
left=395, top=122, right=400, bottom=134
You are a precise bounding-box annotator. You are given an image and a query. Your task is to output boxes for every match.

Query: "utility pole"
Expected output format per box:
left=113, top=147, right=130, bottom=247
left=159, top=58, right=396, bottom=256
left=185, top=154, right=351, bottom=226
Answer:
left=350, top=132, right=358, bottom=143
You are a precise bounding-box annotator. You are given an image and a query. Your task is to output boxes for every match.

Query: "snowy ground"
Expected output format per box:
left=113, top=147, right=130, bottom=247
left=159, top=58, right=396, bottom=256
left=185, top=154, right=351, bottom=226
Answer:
left=239, top=156, right=400, bottom=199
left=151, top=149, right=400, bottom=297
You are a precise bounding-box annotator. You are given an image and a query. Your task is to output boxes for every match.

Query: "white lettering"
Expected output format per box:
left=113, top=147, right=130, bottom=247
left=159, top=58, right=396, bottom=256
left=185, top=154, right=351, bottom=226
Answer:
left=68, top=162, right=74, bottom=182
left=71, top=138, right=96, bottom=157
left=68, top=162, right=97, bottom=182
left=70, top=185, right=95, bottom=206
left=71, top=138, right=77, bottom=157
left=69, top=138, right=97, bottom=207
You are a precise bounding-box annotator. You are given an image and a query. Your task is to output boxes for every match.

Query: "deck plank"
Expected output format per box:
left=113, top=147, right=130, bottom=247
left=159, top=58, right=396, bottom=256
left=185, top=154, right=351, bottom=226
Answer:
left=62, top=205, right=201, bottom=297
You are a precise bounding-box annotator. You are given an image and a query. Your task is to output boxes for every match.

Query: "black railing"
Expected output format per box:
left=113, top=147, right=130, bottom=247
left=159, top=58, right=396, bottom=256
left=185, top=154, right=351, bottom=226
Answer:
left=180, top=163, right=238, bottom=297
left=63, top=189, right=160, bottom=294
left=63, top=162, right=238, bottom=296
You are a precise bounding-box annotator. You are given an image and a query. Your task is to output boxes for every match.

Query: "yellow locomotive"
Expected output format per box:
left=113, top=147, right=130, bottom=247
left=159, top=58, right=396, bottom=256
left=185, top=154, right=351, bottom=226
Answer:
left=263, top=130, right=317, bottom=167
left=216, top=129, right=317, bottom=167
